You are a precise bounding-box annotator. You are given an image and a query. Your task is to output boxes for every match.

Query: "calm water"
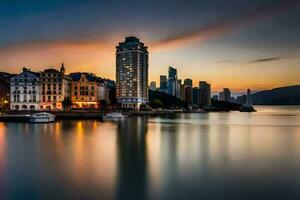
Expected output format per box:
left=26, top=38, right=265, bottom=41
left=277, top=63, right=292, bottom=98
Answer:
left=1, top=106, right=300, bottom=200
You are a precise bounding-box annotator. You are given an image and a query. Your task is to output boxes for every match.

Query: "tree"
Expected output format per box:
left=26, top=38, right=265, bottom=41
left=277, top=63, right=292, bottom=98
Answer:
left=62, top=97, right=72, bottom=111
left=150, top=99, right=163, bottom=109
left=139, top=103, right=148, bottom=111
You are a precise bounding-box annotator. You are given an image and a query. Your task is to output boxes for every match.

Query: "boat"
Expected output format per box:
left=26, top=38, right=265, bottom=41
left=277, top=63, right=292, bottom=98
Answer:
left=29, top=112, right=55, bottom=123
left=103, top=112, right=126, bottom=120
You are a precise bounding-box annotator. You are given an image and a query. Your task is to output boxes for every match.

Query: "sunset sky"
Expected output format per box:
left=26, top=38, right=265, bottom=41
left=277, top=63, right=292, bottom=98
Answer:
left=0, top=0, right=299, bottom=92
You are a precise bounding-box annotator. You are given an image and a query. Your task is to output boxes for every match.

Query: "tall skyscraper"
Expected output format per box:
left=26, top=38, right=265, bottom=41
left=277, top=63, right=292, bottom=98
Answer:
left=184, top=79, right=193, bottom=87
left=168, top=66, right=177, bottom=80
left=159, top=75, right=168, bottom=93
left=176, top=79, right=181, bottom=98
left=192, top=87, right=199, bottom=106
left=116, top=36, right=149, bottom=109
left=184, top=86, right=193, bottom=106
left=168, top=66, right=178, bottom=96
left=199, top=81, right=211, bottom=107
left=219, top=88, right=231, bottom=102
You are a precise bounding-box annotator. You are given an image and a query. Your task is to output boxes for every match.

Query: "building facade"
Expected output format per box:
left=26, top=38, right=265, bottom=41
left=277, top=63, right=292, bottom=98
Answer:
left=10, top=68, right=40, bottom=110
left=0, top=72, right=12, bottom=110
left=70, top=73, right=100, bottom=109
left=199, top=81, right=211, bottom=107
left=40, top=64, right=71, bottom=110
left=184, top=79, right=193, bottom=87
left=192, top=87, right=199, bottom=106
left=167, top=66, right=178, bottom=96
left=184, top=86, right=193, bottom=106
left=219, top=88, right=231, bottom=102
left=116, top=36, right=149, bottom=109
left=159, top=75, right=168, bottom=93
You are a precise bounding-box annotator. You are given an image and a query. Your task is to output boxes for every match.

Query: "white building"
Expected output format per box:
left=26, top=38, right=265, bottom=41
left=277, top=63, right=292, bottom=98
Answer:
left=10, top=68, right=40, bottom=111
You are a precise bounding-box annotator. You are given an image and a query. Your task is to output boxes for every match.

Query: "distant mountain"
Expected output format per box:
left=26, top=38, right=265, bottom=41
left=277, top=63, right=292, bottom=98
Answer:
left=251, top=85, right=300, bottom=105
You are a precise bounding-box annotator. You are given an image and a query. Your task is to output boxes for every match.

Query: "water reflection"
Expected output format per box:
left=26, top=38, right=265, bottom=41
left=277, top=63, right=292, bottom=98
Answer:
left=0, top=107, right=300, bottom=199
left=115, top=117, right=148, bottom=200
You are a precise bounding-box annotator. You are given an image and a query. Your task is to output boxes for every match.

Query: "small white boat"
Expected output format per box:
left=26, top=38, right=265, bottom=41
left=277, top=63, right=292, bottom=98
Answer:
left=103, top=112, right=126, bottom=120
left=29, top=112, right=55, bottom=123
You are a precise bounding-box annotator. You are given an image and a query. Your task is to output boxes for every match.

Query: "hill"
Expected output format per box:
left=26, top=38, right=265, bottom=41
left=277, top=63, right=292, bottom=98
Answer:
left=149, top=90, right=186, bottom=108
left=251, top=85, right=300, bottom=105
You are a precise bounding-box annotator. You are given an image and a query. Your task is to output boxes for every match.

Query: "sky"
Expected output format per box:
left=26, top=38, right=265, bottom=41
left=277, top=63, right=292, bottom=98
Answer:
left=0, top=0, right=299, bottom=92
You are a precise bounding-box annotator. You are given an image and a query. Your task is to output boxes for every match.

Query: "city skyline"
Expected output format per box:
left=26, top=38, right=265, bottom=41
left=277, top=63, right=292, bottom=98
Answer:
left=0, top=0, right=300, bottom=92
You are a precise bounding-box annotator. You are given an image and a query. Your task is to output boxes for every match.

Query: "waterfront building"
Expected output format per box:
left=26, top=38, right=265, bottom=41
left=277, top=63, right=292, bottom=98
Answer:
left=168, top=66, right=177, bottom=80
left=149, top=81, right=156, bottom=91
left=180, top=84, right=186, bottom=101
left=116, top=36, right=149, bottom=109
left=184, top=79, right=193, bottom=87
left=10, top=68, right=40, bottom=110
left=199, top=81, right=211, bottom=107
left=219, top=88, right=231, bottom=102
left=70, top=73, right=100, bottom=109
left=192, top=87, right=200, bottom=106
left=212, top=95, right=218, bottom=101
left=168, top=66, right=178, bottom=96
left=159, top=75, right=168, bottom=93
left=184, top=86, right=193, bottom=106
left=0, top=72, right=12, bottom=110
left=176, top=79, right=181, bottom=99
left=230, top=97, right=236, bottom=103
left=39, top=64, right=71, bottom=110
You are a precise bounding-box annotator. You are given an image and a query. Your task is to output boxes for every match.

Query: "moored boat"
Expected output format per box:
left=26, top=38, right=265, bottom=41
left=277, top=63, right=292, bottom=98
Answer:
left=29, top=112, right=55, bottom=123
left=103, top=112, right=126, bottom=120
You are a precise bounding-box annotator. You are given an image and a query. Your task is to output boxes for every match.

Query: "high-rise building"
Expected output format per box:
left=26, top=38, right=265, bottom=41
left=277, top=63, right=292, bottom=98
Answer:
left=168, top=66, right=178, bottom=96
left=159, top=75, right=168, bottom=93
left=40, top=63, right=71, bottom=110
left=180, top=84, right=186, bottom=101
left=176, top=79, right=181, bottom=99
left=184, top=86, right=193, bottom=106
left=192, top=87, right=199, bottom=106
left=149, top=81, right=156, bottom=91
left=219, top=88, right=231, bottom=102
left=168, top=66, right=177, bottom=80
left=10, top=68, right=40, bottom=110
left=199, top=81, right=211, bottom=107
left=116, top=36, right=149, bottom=109
left=184, top=79, right=193, bottom=87
left=212, top=95, right=218, bottom=101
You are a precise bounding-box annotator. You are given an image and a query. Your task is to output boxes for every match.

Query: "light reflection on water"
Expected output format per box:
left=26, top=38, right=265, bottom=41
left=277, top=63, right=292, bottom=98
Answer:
left=0, top=106, right=300, bottom=199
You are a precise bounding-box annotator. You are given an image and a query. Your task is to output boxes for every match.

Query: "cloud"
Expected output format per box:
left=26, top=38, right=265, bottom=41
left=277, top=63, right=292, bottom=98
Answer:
left=248, top=57, right=286, bottom=63
left=152, top=0, right=300, bottom=51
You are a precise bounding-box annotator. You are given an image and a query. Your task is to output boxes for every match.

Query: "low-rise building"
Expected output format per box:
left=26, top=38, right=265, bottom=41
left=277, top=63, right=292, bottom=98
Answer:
left=70, top=73, right=100, bottom=109
left=10, top=68, right=40, bottom=111
left=40, top=64, right=71, bottom=110
left=0, top=72, right=12, bottom=110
